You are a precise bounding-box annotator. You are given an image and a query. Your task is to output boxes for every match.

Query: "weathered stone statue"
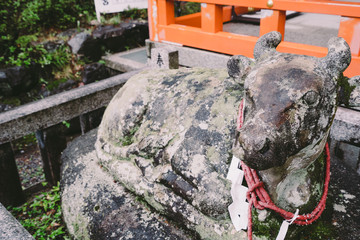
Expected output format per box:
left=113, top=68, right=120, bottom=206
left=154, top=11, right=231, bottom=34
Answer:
left=94, top=67, right=242, bottom=239
left=61, top=32, right=360, bottom=239
left=230, top=31, right=352, bottom=212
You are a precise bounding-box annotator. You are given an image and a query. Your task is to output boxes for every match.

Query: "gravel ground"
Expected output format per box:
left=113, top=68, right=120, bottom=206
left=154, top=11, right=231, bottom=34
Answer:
left=13, top=142, right=45, bottom=190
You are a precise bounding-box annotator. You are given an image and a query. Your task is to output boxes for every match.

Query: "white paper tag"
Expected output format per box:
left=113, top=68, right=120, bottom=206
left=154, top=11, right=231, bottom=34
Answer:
left=228, top=201, right=249, bottom=231
left=276, top=209, right=299, bottom=240
left=227, top=156, right=249, bottom=231
left=226, top=156, right=243, bottom=184
left=231, top=184, right=248, bottom=202
left=276, top=220, right=290, bottom=240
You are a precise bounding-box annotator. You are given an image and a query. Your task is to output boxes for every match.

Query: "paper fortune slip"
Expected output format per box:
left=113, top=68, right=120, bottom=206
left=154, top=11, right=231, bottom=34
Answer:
left=227, top=156, right=249, bottom=231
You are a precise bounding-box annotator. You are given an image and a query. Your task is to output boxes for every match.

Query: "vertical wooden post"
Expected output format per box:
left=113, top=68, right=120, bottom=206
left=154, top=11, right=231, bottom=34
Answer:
left=80, top=108, right=106, bottom=135
left=338, top=17, right=360, bottom=56
left=148, top=0, right=158, bottom=41
left=259, top=10, right=286, bottom=39
left=0, top=142, right=25, bottom=207
left=36, top=124, right=67, bottom=186
left=158, top=0, right=175, bottom=25
left=201, top=3, right=223, bottom=33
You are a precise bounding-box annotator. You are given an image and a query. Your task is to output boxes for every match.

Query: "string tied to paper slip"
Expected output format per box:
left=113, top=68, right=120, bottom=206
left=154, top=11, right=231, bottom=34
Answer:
left=232, top=99, right=331, bottom=240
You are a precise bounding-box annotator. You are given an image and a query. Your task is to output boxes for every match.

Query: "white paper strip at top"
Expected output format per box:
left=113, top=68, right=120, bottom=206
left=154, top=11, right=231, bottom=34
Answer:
left=94, top=0, right=148, bottom=22
left=226, top=156, right=244, bottom=184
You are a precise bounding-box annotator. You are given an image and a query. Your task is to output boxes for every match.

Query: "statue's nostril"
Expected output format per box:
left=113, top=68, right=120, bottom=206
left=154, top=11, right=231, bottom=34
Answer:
left=259, top=138, right=270, bottom=154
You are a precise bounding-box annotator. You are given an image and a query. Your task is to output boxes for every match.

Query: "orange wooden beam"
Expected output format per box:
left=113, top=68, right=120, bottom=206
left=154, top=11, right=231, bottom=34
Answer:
left=223, top=6, right=250, bottom=22
left=260, top=10, right=286, bottom=39
left=158, top=0, right=175, bottom=25
left=175, top=13, right=202, bottom=28
left=148, top=0, right=157, bottom=41
left=201, top=3, right=223, bottom=33
left=157, top=24, right=360, bottom=77
left=343, top=57, right=360, bottom=77
left=179, top=0, right=360, bottom=18
left=174, top=6, right=250, bottom=28
left=158, top=24, right=257, bottom=57
left=338, top=17, right=360, bottom=56
left=158, top=24, right=329, bottom=57
left=152, top=1, right=360, bottom=77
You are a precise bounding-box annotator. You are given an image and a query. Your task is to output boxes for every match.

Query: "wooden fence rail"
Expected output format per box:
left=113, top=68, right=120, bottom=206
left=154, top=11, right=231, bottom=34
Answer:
left=0, top=70, right=140, bottom=207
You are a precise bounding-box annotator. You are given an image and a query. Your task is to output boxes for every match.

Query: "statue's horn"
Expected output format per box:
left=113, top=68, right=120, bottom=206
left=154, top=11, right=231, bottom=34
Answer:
left=253, top=31, right=282, bottom=60
left=319, top=37, right=351, bottom=78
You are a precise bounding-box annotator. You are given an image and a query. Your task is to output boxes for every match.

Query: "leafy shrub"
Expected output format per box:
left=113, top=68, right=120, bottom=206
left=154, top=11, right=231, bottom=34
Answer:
left=119, top=7, right=148, bottom=20
left=0, top=0, right=94, bottom=68
left=9, top=183, right=70, bottom=239
left=175, top=1, right=201, bottom=17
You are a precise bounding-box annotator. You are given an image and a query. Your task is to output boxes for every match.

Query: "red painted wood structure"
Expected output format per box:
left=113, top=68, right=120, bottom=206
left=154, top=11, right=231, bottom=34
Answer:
left=148, top=0, right=360, bottom=77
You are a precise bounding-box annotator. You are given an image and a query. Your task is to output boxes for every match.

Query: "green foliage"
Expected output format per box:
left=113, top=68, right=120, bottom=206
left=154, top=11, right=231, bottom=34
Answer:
left=9, top=182, right=70, bottom=239
left=2, top=40, right=72, bottom=69
left=1, top=97, right=21, bottom=107
left=120, top=7, right=148, bottom=20
left=62, top=120, right=71, bottom=128
left=101, top=7, right=148, bottom=24
left=120, top=125, right=139, bottom=146
left=175, top=2, right=201, bottom=17
left=13, top=133, right=37, bottom=151
left=337, top=73, right=355, bottom=107
left=0, top=0, right=94, bottom=68
left=296, top=220, right=335, bottom=240
left=43, top=46, right=72, bottom=69
left=252, top=209, right=282, bottom=239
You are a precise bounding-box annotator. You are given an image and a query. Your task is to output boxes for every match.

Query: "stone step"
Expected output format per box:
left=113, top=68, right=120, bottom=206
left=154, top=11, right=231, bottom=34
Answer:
left=102, top=47, right=147, bottom=72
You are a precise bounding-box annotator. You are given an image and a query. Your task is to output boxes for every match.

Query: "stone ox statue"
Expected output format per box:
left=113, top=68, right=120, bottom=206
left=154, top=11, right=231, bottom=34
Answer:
left=230, top=31, right=358, bottom=212
left=62, top=32, right=360, bottom=239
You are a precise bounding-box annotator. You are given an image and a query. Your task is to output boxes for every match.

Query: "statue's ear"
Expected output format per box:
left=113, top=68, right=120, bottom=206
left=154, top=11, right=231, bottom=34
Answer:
left=348, top=75, right=360, bottom=107
left=319, top=37, right=351, bottom=79
left=227, top=55, right=254, bottom=84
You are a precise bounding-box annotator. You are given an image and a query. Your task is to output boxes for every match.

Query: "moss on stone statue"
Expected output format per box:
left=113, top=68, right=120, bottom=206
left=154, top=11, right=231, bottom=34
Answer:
left=250, top=151, right=334, bottom=239
left=252, top=205, right=335, bottom=240
left=119, top=125, right=140, bottom=146
left=337, top=73, right=356, bottom=107
left=252, top=209, right=282, bottom=239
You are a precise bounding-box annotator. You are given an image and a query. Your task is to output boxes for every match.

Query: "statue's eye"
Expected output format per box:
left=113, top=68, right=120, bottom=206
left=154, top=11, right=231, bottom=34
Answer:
left=303, top=91, right=319, bottom=105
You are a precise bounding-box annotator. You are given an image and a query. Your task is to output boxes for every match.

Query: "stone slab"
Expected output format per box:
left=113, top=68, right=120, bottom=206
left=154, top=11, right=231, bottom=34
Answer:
left=102, top=47, right=147, bottom=72
left=149, top=47, right=179, bottom=69
left=146, top=40, right=230, bottom=69
left=330, top=107, right=360, bottom=145
left=0, top=203, right=34, bottom=240
left=336, top=142, right=360, bottom=169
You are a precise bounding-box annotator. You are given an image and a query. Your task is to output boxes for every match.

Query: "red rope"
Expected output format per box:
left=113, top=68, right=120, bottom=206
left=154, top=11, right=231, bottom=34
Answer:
left=236, top=99, right=330, bottom=240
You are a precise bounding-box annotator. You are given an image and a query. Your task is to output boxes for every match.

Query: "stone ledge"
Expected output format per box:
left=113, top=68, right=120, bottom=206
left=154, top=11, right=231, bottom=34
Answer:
left=0, top=70, right=141, bottom=144
left=331, top=107, right=360, bottom=145
left=0, top=203, right=34, bottom=240
left=146, top=40, right=230, bottom=69
left=102, top=47, right=147, bottom=72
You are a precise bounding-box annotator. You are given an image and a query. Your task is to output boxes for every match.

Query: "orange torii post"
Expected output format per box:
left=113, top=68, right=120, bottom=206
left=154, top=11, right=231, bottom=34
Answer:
left=148, top=0, right=360, bottom=77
